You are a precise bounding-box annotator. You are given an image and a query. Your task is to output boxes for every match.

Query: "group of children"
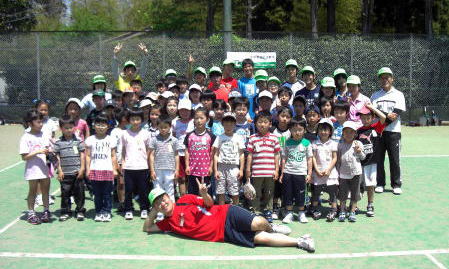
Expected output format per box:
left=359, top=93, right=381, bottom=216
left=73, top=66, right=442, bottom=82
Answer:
left=20, top=55, right=395, bottom=226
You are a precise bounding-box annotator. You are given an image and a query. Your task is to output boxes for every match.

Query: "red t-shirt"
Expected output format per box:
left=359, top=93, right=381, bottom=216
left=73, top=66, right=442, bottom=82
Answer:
left=208, top=77, right=237, bottom=102
left=358, top=121, right=386, bottom=134
left=156, top=195, right=230, bottom=242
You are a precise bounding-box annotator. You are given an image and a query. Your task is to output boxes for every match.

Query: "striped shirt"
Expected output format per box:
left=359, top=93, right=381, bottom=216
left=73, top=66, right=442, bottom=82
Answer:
left=149, top=135, right=179, bottom=171
left=54, top=135, right=85, bottom=176
left=247, top=132, right=280, bottom=177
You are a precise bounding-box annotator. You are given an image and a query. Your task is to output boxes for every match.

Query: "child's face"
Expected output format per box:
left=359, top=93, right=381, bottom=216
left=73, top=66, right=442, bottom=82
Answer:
left=342, top=128, right=356, bottom=143
left=158, top=98, right=167, bottom=107
left=131, top=84, right=142, bottom=93
left=122, top=94, right=133, bottom=106
left=360, top=113, right=374, bottom=126
left=66, top=103, right=80, bottom=118
left=201, top=98, right=213, bottom=110
left=189, top=90, right=201, bottom=103
left=243, top=64, right=254, bottom=77
left=210, top=74, right=222, bottom=86
left=194, top=73, right=206, bottom=85
left=150, top=109, right=161, bottom=124
left=234, top=105, right=248, bottom=120
left=114, top=97, right=123, bottom=107
left=222, top=120, right=236, bottom=134
left=302, top=72, right=315, bottom=85
left=194, top=112, right=207, bottom=130
left=348, top=84, right=360, bottom=97
left=61, top=123, right=74, bottom=137
left=177, top=82, right=188, bottom=93
left=213, top=106, right=225, bottom=120
left=142, top=106, right=151, bottom=119
left=94, top=83, right=106, bottom=91
left=277, top=111, right=292, bottom=127
left=336, top=75, right=347, bottom=87
left=37, top=103, right=49, bottom=117
left=286, top=66, right=297, bottom=78
left=293, top=101, right=305, bottom=116
left=157, top=85, right=166, bottom=94
left=306, top=111, right=320, bottom=126
left=94, top=122, right=108, bottom=135
left=256, top=117, right=271, bottom=135
left=318, top=125, right=332, bottom=141
left=179, top=108, right=191, bottom=121
left=93, top=96, right=105, bottom=109
left=166, top=100, right=178, bottom=116
left=290, top=125, right=305, bottom=140
left=259, top=97, right=272, bottom=111
left=320, top=102, right=332, bottom=116
left=334, top=108, right=347, bottom=123
left=124, top=66, right=136, bottom=78
left=106, top=107, right=114, bottom=115
left=119, top=117, right=128, bottom=127
left=223, top=64, right=234, bottom=75
left=379, top=74, right=394, bottom=89
left=279, top=92, right=291, bottom=105
left=129, top=116, right=142, bottom=128
left=30, top=119, right=43, bottom=131
left=158, top=122, right=171, bottom=137
left=321, top=87, right=334, bottom=97
left=268, top=82, right=279, bottom=96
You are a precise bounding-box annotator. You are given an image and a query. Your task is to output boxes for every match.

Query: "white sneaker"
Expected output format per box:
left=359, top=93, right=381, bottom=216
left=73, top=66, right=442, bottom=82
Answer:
left=393, top=187, right=402, bottom=195
left=297, top=234, right=315, bottom=253
left=282, top=212, right=294, bottom=224
left=298, top=211, right=308, bottom=223
left=375, top=186, right=384, bottom=193
left=125, top=211, right=133, bottom=220
left=49, top=195, right=55, bottom=205
left=272, top=211, right=279, bottom=220
left=156, top=212, right=165, bottom=221
left=35, top=194, right=43, bottom=206
left=270, top=224, right=291, bottom=235
left=140, top=210, right=148, bottom=219
left=70, top=196, right=75, bottom=204
left=94, top=214, right=103, bottom=222
left=103, top=214, right=112, bottom=222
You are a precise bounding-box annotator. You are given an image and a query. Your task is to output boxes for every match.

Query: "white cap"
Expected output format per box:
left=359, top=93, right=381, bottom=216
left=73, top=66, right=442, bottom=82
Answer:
left=66, top=98, right=83, bottom=109
left=318, top=118, right=334, bottom=132
left=189, top=84, right=202, bottom=91
left=257, top=91, right=273, bottom=100
left=178, top=99, right=192, bottom=110
left=222, top=112, right=236, bottom=121
left=168, top=83, right=179, bottom=90
left=139, top=99, right=153, bottom=108
left=160, top=91, right=174, bottom=98
left=228, top=90, right=242, bottom=98
left=146, top=92, right=159, bottom=101
left=343, top=120, right=359, bottom=131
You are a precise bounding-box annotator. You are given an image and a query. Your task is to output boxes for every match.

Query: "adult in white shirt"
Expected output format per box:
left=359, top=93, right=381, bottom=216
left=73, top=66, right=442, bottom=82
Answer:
left=370, top=67, right=406, bottom=195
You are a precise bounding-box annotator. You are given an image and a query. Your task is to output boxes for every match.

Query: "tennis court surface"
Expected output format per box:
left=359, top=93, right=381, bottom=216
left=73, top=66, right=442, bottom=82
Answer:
left=0, top=125, right=448, bottom=269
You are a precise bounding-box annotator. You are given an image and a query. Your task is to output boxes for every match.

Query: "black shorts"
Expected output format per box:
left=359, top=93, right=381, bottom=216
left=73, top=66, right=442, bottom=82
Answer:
left=224, top=205, right=256, bottom=248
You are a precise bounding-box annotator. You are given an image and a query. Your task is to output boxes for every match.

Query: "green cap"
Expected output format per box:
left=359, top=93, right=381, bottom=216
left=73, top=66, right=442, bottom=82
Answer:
left=164, top=69, right=177, bottom=77
left=209, top=66, right=222, bottom=75
left=148, top=188, right=166, bottom=206
left=347, top=75, right=361, bottom=85
left=222, top=58, right=235, bottom=66
left=377, top=67, right=393, bottom=77
left=321, top=76, right=336, bottom=88
left=92, top=75, right=106, bottom=84
left=333, top=68, right=348, bottom=78
left=285, top=59, right=299, bottom=69
left=123, top=60, right=136, bottom=69
left=300, top=66, right=315, bottom=75
left=92, top=90, right=105, bottom=97
left=254, top=70, right=268, bottom=82
left=267, top=76, right=281, bottom=84
left=194, top=67, right=207, bottom=76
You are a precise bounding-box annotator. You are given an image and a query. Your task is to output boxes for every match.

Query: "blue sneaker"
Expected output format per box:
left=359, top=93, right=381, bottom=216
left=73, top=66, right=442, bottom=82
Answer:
left=264, top=210, right=273, bottom=223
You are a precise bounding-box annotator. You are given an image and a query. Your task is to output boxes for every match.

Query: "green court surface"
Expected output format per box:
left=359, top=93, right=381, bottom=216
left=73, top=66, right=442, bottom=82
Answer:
left=0, top=125, right=448, bottom=269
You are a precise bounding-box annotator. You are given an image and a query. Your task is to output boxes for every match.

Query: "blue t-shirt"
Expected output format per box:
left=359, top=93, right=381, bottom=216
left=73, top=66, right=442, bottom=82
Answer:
left=211, top=120, right=224, bottom=136
left=238, top=77, right=258, bottom=119
left=295, top=85, right=321, bottom=106
left=332, top=121, right=344, bottom=142
left=235, top=121, right=255, bottom=148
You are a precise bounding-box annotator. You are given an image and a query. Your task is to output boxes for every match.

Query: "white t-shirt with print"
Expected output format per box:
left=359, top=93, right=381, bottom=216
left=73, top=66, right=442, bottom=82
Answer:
left=85, top=135, right=117, bottom=171
left=370, top=87, right=406, bottom=133
left=212, top=133, right=245, bottom=165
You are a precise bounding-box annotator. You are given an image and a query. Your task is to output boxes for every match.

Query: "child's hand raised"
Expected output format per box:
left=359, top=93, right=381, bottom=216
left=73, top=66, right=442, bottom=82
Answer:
left=113, top=43, right=123, bottom=55
left=138, top=43, right=148, bottom=55
left=354, top=143, right=362, bottom=153
left=188, top=54, right=195, bottom=64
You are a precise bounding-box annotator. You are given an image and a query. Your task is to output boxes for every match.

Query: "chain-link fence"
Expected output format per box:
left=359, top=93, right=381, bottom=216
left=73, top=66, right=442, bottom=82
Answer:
left=0, top=31, right=448, bottom=123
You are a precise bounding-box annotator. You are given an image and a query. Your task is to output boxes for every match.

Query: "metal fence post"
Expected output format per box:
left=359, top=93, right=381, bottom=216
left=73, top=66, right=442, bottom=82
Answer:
left=350, top=34, right=354, bottom=74
left=35, top=32, right=41, bottom=100
left=162, top=32, right=166, bottom=71
left=408, top=33, right=413, bottom=121
left=99, top=33, right=103, bottom=71
left=289, top=32, right=293, bottom=59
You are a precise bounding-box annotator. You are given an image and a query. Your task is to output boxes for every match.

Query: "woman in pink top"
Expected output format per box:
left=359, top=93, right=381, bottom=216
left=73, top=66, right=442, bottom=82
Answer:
left=347, top=75, right=370, bottom=126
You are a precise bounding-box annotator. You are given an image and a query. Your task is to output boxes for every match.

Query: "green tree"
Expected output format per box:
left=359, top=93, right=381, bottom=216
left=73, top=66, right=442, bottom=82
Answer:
left=67, top=0, right=123, bottom=31
left=0, top=0, right=36, bottom=31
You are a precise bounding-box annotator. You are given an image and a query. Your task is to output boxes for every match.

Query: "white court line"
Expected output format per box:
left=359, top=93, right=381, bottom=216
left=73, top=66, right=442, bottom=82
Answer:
left=0, top=161, right=23, bottom=173
left=401, top=155, right=449, bottom=158
left=0, top=249, right=448, bottom=261
left=0, top=188, right=60, bottom=235
left=426, top=254, right=448, bottom=269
